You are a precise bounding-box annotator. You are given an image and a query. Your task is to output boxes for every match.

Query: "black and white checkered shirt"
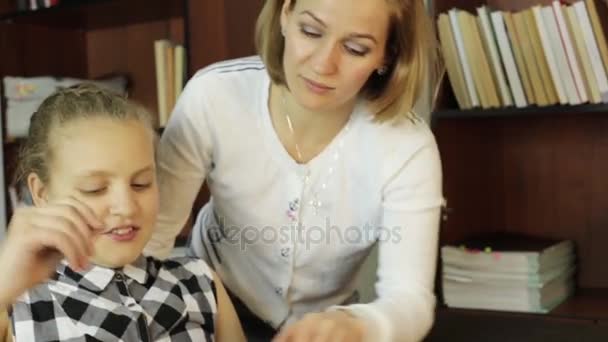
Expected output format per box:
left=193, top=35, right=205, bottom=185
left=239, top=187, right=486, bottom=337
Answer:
left=11, top=256, right=217, bottom=341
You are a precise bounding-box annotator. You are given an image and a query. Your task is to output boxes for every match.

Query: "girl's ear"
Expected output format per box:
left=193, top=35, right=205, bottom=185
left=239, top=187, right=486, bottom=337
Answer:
left=27, top=172, right=48, bottom=207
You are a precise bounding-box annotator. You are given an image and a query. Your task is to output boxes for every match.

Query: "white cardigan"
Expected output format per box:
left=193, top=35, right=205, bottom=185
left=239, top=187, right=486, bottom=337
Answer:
left=145, top=56, right=443, bottom=342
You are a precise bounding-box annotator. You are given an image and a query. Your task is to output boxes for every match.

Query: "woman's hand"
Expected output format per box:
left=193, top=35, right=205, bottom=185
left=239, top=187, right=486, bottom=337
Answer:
left=272, top=310, right=367, bottom=342
left=0, top=198, right=103, bottom=307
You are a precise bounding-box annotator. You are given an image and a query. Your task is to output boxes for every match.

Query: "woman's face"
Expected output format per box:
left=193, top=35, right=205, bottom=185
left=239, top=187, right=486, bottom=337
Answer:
left=280, top=0, right=391, bottom=113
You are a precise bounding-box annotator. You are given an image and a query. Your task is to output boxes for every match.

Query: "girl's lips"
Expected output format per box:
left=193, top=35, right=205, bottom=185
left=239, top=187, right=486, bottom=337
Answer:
left=104, top=226, right=139, bottom=242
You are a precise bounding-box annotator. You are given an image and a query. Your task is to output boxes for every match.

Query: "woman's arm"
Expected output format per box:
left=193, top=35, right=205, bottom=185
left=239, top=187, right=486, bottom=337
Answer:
left=335, top=132, right=443, bottom=342
left=213, top=271, right=246, bottom=342
left=144, top=76, right=214, bottom=259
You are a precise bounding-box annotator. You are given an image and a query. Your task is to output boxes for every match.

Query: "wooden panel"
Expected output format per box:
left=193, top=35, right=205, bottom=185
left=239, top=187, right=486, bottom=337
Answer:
left=434, top=118, right=504, bottom=244
left=435, top=113, right=608, bottom=288
left=0, top=0, right=13, bottom=16
left=224, top=0, right=264, bottom=58
left=186, top=0, right=228, bottom=73
left=86, top=19, right=185, bottom=126
left=186, top=0, right=263, bottom=73
left=21, top=25, right=87, bottom=77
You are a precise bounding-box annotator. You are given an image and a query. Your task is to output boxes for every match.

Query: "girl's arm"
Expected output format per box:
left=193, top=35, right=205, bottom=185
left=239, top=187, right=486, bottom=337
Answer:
left=0, top=309, right=12, bottom=342
left=213, top=271, right=246, bottom=342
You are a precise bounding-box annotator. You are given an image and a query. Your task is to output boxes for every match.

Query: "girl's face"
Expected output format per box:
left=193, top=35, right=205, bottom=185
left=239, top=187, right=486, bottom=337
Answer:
left=44, top=117, right=159, bottom=268
left=280, top=0, right=391, bottom=113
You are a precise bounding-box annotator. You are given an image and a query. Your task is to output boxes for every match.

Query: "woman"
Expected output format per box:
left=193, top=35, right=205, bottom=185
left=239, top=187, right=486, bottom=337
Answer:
left=146, top=0, right=443, bottom=341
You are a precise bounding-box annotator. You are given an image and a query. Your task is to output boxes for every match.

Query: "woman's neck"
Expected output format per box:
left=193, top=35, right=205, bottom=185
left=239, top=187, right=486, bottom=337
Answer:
left=271, top=84, right=354, bottom=163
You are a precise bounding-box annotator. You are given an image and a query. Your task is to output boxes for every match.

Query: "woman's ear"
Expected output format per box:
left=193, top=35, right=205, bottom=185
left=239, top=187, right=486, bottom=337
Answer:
left=27, top=172, right=48, bottom=207
left=280, top=0, right=293, bottom=36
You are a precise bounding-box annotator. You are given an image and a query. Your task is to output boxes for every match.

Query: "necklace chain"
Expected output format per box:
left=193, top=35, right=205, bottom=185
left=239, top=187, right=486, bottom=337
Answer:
left=281, top=88, right=306, bottom=163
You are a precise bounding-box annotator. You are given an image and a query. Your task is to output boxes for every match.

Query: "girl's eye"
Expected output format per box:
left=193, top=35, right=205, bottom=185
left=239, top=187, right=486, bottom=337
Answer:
left=132, top=183, right=152, bottom=191
left=79, top=188, right=106, bottom=195
left=300, top=25, right=321, bottom=38
left=344, top=43, right=369, bottom=57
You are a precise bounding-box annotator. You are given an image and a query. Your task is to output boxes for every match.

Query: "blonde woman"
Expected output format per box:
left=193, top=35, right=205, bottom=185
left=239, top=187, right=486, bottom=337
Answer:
left=147, top=0, right=443, bottom=341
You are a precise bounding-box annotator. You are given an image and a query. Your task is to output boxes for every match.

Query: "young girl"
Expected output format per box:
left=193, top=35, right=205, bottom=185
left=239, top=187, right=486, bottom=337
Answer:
left=0, top=84, right=245, bottom=341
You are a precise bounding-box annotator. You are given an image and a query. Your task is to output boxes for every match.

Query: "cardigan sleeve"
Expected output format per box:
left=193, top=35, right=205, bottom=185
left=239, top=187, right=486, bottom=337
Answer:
left=144, top=75, right=215, bottom=259
left=332, top=129, right=443, bottom=342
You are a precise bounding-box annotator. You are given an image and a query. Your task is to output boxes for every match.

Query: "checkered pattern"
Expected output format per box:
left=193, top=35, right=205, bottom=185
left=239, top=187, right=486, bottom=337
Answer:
left=10, top=256, right=217, bottom=341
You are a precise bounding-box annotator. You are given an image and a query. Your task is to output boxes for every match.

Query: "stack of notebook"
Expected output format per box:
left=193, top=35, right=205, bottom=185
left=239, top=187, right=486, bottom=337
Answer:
left=441, top=233, right=576, bottom=313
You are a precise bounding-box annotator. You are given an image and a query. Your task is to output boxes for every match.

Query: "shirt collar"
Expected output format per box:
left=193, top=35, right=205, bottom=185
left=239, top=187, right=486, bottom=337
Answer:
left=57, top=255, right=149, bottom=292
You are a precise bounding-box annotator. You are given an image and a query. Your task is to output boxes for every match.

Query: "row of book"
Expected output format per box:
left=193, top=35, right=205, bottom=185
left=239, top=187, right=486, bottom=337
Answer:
left=154, top=39, right=187, bottom=127
left=437, top=0, right=608, bottom=110
left=441, top=233, right=576, bottom=313
left=16, top=0, right=60, bottom=11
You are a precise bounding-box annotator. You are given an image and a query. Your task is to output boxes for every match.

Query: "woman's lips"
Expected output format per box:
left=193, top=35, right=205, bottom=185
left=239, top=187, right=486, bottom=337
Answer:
left=301, top=76, right=334, bottom=94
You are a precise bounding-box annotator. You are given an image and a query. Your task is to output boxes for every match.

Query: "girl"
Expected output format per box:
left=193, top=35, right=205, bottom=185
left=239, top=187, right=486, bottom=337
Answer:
left=0, top=84, right=245, bottom=341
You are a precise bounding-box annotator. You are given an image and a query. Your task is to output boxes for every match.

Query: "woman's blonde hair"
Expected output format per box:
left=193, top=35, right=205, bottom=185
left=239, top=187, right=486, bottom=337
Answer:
left=14, top=83, right=156, bottom=186
left=255, top=0, right=441, bottom=121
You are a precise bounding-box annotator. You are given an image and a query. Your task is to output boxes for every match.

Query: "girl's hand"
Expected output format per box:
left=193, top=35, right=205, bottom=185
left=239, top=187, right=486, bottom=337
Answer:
left=0, top=198, right=103, bottom=306
left=272, top=310, right=367, bottom=342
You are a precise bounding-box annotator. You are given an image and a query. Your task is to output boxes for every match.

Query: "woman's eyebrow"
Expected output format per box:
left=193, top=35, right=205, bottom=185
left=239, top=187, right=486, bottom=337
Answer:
left=299, top=10, right=378, bottom=44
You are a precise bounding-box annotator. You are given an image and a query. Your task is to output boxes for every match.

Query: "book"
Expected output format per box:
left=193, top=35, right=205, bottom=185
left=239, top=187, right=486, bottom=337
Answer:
left=441, top=232, right=575, bottom=273
left=442, top=233, right=576, bottom=314
left=490, top=11, right=527, bottom=108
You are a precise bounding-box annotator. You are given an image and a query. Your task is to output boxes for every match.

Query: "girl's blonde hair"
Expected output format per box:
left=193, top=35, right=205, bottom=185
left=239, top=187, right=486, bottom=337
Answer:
left=255, top=0, right=442, bottom=121
left=14, top=83, right=156, bottom=186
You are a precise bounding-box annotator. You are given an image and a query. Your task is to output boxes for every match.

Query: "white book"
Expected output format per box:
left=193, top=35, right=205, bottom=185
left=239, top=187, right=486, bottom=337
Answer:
left=154, top=39, right=170, bottom=126
left=532, top=6, right=568, bottom=105
left=552, top=1, right=588, bottom=104
left=574, top=1, right=608, bottom=102
left=490, top=11, right=527, bottom=108
left=477, top=6, right=513, bottom=107
left=542, top=6, right=581, bottom=105
left=0, top=94, right=6, bottom=241
left=449, top=9, right=480, bottom=108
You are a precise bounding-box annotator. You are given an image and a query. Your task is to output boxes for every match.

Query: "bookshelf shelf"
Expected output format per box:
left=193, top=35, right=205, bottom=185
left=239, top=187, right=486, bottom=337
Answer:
left=434, top=103, right=608, bottom=119
left=0, top=0, right=184, bottom=30
left=431, top=0, right=608, bottom=339
left=427, top=291, right=608, bottom=341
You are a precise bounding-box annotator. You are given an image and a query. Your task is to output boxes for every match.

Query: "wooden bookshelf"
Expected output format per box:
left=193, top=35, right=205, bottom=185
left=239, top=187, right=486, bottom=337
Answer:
left=0, top=0, right=264, bottom=232
left=430, top=0, right=608, bottom=339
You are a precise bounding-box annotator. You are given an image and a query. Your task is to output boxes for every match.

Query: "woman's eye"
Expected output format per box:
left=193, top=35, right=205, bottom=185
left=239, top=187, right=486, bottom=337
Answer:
left=345, top=44, right=369, bottom=57
left=300, top=25, right=321, bottom=38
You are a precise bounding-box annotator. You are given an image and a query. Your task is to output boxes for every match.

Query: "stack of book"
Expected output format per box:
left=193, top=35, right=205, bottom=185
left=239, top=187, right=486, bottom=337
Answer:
left=436, top=0, right=608, bottom=110
left=441, top=233, right=576, bottom=313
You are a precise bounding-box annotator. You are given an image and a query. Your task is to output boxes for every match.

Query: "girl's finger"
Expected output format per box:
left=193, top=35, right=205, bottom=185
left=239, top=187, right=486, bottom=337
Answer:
left=31, top=227, right=85, bottom=270
left=30, top=214, right=91, bottom=263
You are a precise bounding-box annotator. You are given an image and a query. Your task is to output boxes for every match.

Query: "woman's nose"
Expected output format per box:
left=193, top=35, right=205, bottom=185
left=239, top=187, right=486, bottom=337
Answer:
left=311, top=42, right=339, bottom=76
